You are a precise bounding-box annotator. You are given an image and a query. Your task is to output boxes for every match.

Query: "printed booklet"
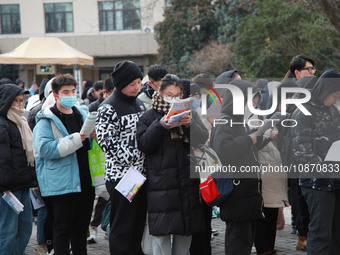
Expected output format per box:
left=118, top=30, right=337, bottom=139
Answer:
left=115, top=166, right=146, bottom=202
left=166, top=98, right=192, bottom=126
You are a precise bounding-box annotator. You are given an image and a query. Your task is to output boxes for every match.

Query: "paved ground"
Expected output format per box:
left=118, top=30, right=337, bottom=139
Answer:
left=26, top=207, right=306, bottom=255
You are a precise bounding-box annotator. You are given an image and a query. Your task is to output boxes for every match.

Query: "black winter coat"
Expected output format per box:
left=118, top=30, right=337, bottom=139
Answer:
left=291, top=70, right=340, bottom=191
left=88, top=93, right=104, bottom=112
left=137, top=109, right=207, bottom=236
left=211, top=80, right=263, bottom=222
left=0, top=84, right=37, bottom=192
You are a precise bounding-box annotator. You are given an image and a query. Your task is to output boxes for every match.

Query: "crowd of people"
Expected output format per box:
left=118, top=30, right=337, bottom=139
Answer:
left=0, top=55, right=340, bottom=255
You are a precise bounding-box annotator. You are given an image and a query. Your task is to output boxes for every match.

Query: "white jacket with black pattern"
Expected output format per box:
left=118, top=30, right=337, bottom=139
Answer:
left=96, top=90, right=146, bottom=183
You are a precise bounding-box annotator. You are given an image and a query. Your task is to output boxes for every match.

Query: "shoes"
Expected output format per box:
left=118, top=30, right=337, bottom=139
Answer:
left=36, top=244, right=48, bottom=255
left=212, top=229, right=219, bottom=236
left=296, top=235, right=307, bottom=251
left=87, top=226, right=98, bottom=244
left=212, top=206, right=220, bottom=218
left=105, top=223, right=110, bottom=240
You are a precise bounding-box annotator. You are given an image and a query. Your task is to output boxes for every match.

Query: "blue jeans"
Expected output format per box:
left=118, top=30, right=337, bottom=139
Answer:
left=0, top=189, right=33, bottom=255
left=37, top=206, right=47, bottom=244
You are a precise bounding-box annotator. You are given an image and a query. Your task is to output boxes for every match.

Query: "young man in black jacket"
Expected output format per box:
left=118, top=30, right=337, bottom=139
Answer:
left=96, top=60, right=146, bottom=255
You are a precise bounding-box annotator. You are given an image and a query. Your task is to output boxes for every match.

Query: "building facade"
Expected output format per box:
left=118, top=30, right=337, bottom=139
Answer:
left=0, top=0, right=167, bottom=85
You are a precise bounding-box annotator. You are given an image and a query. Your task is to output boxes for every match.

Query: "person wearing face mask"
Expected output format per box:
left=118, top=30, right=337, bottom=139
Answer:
left=137, top=74, right=207, bottom=255
left=0, top=84, right=37, bottom=255
left=290, top=69, right=340, bottom=255
left=33, top=73, right=96, bottom=254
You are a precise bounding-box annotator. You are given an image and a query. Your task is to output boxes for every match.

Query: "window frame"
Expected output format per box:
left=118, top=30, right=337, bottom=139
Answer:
left=0, top=4, right=21, bottom=34
left=44, top=2, right=74, bottom=33
left=98, top=1, right=141, bottom=31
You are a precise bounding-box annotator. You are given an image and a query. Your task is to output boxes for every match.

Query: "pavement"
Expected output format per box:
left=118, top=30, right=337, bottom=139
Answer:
left=26, top=207, right=306, bottom=255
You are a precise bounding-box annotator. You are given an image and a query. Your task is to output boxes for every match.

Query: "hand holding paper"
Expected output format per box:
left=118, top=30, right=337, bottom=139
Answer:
left=80, top=112, right=98, bottom=138
left=165, top=98, right=192, bottom=126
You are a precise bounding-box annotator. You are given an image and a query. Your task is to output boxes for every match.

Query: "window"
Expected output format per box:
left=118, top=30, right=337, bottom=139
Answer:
left=0, top=4, right=21, bottom=34
left=44, top=3, right=73, bottom=33
left=165, top=0, right=172, bottom=8
left=99, top=1, right=141, bottom=31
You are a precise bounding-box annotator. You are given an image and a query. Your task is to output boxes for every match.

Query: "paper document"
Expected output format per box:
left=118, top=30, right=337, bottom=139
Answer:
left=115, top=166, right=146, bottom=202
left=30, top=188, right=45, bottom=210
left=168, top=110, right=191, bottom=125
left=2, top=192, right=24, bottom=214
left=80, top=112, right=97, bottom=137
left=254, top=112, right=286, bottom=136
left=165, top=98, right=192, bottom=126
left=325, top=140, right=340, bottom=161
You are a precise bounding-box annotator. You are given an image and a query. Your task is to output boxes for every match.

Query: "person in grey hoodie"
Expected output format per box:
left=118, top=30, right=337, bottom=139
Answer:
left=291, top=69, right=340, bottom=255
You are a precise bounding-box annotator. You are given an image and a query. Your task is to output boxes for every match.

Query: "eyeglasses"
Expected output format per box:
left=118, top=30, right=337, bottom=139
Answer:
left=164, top=93, right=182, bottom=101
left=301, top=67, right=316, bottom=74
left=13, top=99, right=25, bottom=104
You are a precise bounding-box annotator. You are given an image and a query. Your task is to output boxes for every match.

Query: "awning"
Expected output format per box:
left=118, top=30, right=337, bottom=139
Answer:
left=0, top=37, right=94, bottom=65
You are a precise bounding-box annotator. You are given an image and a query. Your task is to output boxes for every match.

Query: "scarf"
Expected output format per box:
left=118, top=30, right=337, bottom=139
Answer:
left=152, top=91, right=184, bottom=141
left=143, top=82, right=155, bottom=99
left=7, top=106, right=35, bottom=167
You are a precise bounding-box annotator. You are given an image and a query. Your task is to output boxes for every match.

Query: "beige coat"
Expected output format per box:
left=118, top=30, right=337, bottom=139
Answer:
left=258, top=129, right=289, bottom=208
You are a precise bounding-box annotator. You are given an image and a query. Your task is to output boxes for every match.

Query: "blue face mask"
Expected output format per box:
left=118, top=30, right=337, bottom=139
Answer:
left=192, top=99, right=201, bottom=110
left=60, top=96, right=77, bottom=108
left=209, top=94, right=217, bottom=103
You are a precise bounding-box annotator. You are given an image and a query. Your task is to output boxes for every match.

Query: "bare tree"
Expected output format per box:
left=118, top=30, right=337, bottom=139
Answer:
left=187, top=41, right=236, bottom=77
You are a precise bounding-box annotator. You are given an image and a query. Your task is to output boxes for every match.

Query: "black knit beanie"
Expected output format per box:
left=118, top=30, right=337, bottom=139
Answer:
left=110, top=60, right=143, bottom=91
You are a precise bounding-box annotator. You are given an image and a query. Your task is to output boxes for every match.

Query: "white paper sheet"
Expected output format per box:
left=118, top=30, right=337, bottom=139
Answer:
left=30, top=189, right=45, bottom=210
left=80, top=112, right=97, bottom=137
left=325, top=140, right=340, bottom=162
left=2, top=192, right=24, bottom=214
left=115, top=166, right=146, bottom=202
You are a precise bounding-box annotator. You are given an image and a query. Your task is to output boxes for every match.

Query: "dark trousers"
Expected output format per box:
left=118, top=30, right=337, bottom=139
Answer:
left=90, top=196, right=108, bottom=227
left=106, top=181, right=146, bottom=255
left=289, top=179, right=309, bottom=236
left=254, top=207, right=279, bottom=255
left=225, top=221, right=256, bottom=255
left=190, top=200, right=212, bottom=255
left=44, top=188, right=95, bottom=255
left=302, top=187, right=340, bottom=255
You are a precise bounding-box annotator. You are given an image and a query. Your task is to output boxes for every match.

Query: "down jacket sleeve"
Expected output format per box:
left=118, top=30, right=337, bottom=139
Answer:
left=136, top=110, right=169, bottom=155
left=211, top=123, right=253, bottom=164
left=291, top=112, right=323, bottom=165
left=33, top=118, right=83, bottom=159
left=0, top=119, right=14, bottom=188
left=190, top=111, right=209, bottom=148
